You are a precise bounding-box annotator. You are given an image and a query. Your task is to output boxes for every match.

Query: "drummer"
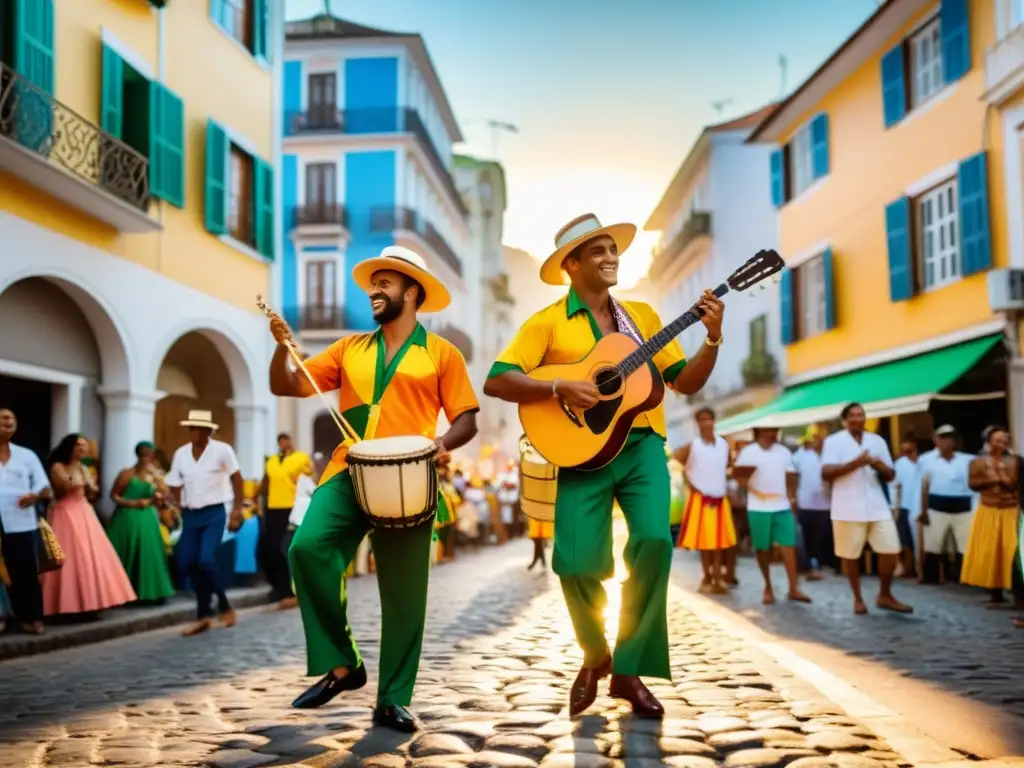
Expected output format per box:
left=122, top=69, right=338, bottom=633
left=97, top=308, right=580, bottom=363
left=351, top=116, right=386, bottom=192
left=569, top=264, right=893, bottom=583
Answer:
left=266, top=246, right=479, bottom=733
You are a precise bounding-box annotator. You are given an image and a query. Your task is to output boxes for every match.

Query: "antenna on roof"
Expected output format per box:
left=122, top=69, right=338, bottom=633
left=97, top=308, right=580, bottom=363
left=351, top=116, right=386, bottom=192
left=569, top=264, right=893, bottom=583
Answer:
left=485, top=119, right=519, bottom=160
left=778, top=54, right=788, bottom=98
left=710, top=99, right=733, bottom=115
left=323, top=0, right=333, bottom=15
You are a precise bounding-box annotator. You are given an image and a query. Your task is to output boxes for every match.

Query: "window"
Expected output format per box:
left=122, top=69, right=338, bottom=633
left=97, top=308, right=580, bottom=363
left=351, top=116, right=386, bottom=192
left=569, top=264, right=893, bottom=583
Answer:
left=228, top=147, right=254, bottom=245
left=749, top=314, right=767, bottom=356
left=221, top=0, right=252, bottom=49
left=210, top=0, right=268, bottom=61
left=797, top=256, right=827, bottom=340
left=305, top=163, right=336, bottom=212
left=305, top=259, right=337, bottom=311
left=909, top=17, right=943, bottom=107
left=307, top=73, right=337, bottom=128
left=916, top=178, right=959, bottom=291
left=788, top=123, right=813, bottom=197
left=770, top=113, right=828, bottom=207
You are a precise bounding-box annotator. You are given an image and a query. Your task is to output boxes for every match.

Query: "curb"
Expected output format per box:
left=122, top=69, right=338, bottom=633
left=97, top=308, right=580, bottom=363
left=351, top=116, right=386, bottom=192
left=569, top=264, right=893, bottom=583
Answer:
left=0, top=587, right=273, bottom=661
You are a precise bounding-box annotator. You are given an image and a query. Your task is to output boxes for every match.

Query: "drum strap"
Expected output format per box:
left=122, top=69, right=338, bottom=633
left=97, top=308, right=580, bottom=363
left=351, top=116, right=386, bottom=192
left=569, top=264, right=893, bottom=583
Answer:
left=364, top=404, right=382, bottom=441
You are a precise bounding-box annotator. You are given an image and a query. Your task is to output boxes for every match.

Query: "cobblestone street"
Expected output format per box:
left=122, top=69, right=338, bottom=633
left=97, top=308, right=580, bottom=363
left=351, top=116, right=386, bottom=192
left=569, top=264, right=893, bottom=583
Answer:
left=0, top=536, right=1008, bottom=768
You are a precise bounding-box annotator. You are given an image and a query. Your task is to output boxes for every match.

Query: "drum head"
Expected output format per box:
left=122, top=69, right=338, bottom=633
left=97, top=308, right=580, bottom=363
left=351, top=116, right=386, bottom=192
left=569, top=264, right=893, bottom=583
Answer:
left=348, top=434, right=434, bottom=460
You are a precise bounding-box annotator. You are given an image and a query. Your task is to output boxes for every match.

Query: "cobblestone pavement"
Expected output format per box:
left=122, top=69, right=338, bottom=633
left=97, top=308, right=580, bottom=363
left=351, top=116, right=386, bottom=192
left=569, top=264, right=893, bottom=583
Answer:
left=0, top=538, right=917, bottom=768
left=670, top=552, right=1024, bottom=759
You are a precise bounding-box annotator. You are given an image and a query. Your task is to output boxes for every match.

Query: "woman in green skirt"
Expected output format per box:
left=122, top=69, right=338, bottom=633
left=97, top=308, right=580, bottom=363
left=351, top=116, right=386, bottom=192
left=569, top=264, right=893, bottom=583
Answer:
left=107, top=441, right=176, bottom=604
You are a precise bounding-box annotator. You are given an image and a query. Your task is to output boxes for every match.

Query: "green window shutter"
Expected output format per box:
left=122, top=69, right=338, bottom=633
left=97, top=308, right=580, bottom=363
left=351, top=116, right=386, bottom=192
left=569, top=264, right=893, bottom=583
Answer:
left=149, top=83, right=185, bottom=208
left=14, top=0, right=55, bottom=93
left=253, top=157, right=275, bottom=259
left=252, top=0, right=269, bottom=61
left=101, top=45, right=124, bottom=138
left=204, top=119, right=229, bottom=235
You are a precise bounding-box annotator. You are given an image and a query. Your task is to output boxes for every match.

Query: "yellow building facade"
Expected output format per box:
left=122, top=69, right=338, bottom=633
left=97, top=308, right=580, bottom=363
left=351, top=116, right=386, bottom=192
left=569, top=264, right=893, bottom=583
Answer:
left=720, top=0, right=1014, bottom=451
left=0, top=0, right=284, bottom=503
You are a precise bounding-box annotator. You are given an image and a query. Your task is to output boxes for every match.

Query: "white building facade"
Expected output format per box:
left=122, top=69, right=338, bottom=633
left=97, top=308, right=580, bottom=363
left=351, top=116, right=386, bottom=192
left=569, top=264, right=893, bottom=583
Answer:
left=644, top=106, right=782, bottom=447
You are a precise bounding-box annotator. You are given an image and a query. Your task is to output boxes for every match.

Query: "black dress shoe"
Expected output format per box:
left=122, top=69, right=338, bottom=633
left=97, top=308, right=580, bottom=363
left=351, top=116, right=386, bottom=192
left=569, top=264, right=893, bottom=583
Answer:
left=372, top=704, right=418, bottom=732
left=291, top=664, right=367, bottom=709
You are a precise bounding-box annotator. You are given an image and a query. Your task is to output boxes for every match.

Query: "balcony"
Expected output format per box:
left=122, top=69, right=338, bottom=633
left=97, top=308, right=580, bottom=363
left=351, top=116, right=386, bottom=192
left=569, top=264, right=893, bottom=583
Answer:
left=648, top=211, right=712, bottom=281
left=291, top=202, right=349, bottom=242
left=985, top=24, right=1024, bottom=104
left=0, top=61, right=156, bottom=232
left=282, top=304, right=352, bottom=335
left=741, top=353, right=779, bottom=388
left=370, top=206, right=463, bottom=278
left=286, top=106, right=468, bottom=217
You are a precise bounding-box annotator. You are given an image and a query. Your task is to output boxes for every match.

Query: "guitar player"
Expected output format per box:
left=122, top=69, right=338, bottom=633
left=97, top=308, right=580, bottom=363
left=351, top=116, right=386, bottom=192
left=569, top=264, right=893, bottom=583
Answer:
left=483, top=213, right=725, bottom=719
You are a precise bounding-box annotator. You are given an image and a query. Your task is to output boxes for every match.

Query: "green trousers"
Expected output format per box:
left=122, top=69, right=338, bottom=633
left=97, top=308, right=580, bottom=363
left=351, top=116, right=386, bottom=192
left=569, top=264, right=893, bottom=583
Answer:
left=288, top=471, right=433, bottom=707
left=553, top=433, right=673, bottom=679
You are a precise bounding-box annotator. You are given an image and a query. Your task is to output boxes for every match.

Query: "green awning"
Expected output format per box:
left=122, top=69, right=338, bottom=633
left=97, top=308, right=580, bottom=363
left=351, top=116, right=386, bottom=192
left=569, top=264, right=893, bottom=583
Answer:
left=716, top=333, right=1003, bottom=434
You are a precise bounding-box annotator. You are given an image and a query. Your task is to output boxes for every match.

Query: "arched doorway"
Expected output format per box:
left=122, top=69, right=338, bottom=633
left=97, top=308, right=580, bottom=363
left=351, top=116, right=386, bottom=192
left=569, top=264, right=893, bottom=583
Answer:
left=153, top=332, right=236, bottom=460
left=313, top=410, right=341, bottom=459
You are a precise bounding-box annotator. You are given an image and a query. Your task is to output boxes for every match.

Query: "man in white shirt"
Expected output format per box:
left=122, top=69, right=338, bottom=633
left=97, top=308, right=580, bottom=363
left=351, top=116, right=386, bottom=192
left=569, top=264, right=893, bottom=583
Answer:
left=733, top=427, right=811, bottom=605
left=821, top=402, right=911, bottom=615
left=792, top=426, right=833, bottom=578
left=890, top=436, right=920, bottom=579
left=0, top=409, right=50, bottom=635
left=919, top=424, right=974, bottom=581
left=164, top=410, right=245, bottom=636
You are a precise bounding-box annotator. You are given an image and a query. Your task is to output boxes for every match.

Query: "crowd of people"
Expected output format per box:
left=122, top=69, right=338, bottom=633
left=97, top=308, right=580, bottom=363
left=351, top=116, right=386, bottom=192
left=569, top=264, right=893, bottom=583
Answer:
left=671, top=402, right=1024, bottom=627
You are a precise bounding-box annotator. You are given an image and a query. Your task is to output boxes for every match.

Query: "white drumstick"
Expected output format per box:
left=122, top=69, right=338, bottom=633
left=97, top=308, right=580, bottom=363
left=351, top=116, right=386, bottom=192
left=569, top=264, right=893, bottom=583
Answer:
left=256, top=295, right=360, bottom=445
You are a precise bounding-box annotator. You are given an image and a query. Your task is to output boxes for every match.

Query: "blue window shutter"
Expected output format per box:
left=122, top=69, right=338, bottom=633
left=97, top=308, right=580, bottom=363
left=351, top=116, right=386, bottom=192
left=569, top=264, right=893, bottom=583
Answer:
left=204, top=120, right=229, bottom=235
left=252, top=0, right=268, bottom=60
left=821, top=248, right=837, bottom=330
left=101, top=45, right=124, bottom=138
left=941, top=0, right=971, bottom=83
left=14, top=0, right=54, bottom=93
left=779, top=269, right=795, bottom=345
left=149, top=83, right=185, bottom=208
left=885, top=197, right=913, bottom=302
left=810, top=113, right=829, bottom=180
left=958, top=151, right=991, bottom=276
left=770, top=149, right=785, bottom=207
left=880, top=44, right=906, bottom=128
left=253, top=158, right=275, bottom=259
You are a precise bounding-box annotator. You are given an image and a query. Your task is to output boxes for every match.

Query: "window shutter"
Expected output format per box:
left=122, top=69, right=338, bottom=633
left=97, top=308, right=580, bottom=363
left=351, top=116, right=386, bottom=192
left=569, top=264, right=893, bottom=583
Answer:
left=14, top=0, right=55, bottom=93
left=810, top=113, right=829, bottom=180
left=880, top=44, right=906, bottom=128
left=253, top=157, right=275, bottom=259
left=204, top=119, right=229, bottom=235
left=779, top=269, right=795, bottom=345
left=885, top=197, right=913, bottom=302
left=941, top=0, right=971, bottom=84
left=253, top=0, right=269, bottom=61
left=821, top=248, right=836, bottom=330
left=149, top=83, right=185, bottom=208
left=958, top=151, right=991, bottom=276
left=101, top=45, right=124, bottom=138
left=770, top=149, right=785, bottom=207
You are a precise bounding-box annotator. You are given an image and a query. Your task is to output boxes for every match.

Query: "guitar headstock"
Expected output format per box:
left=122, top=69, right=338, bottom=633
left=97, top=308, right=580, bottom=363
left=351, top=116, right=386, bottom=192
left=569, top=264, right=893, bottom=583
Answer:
left=726, top=249, right=785, bottom=293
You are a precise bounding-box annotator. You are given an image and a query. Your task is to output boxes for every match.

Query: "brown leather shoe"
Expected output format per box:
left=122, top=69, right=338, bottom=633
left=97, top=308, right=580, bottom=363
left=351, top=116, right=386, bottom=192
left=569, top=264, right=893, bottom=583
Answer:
left=609, top=674, right=665, bottom=719
left=182, top=619, right=213, bottom=637
left=568, top=655, right=612, bottom=716
left=219, top=609, right=237, bottom=627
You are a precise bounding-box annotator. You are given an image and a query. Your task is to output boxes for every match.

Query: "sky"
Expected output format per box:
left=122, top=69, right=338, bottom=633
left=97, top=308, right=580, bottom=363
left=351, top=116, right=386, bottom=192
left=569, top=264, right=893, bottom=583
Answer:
left=286, top=0, right=879, bottom=288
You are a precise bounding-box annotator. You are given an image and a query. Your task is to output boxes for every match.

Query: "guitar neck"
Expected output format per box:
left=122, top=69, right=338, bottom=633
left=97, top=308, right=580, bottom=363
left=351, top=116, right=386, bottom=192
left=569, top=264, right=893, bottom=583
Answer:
left=619, top=282, right=730, bottom=376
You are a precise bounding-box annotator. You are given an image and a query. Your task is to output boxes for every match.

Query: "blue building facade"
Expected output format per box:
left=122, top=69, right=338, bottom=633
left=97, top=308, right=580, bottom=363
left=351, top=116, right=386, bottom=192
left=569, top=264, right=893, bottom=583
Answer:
left=279, top=13, right=468, bottom=337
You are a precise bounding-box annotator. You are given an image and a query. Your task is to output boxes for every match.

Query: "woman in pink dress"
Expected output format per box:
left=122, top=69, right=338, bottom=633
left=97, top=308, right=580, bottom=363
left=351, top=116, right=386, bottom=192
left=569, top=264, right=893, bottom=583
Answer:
left=41, top=434, right=136, bottom=616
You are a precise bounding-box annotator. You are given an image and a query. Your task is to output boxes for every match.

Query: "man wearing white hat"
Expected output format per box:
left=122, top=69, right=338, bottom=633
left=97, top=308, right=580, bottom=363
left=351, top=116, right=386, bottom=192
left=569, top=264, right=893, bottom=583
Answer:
left=164, top=410, right=245, bottom=636
left=265, top=246, right=479, bottom=733
left=484, top=213, right=725, bottom=718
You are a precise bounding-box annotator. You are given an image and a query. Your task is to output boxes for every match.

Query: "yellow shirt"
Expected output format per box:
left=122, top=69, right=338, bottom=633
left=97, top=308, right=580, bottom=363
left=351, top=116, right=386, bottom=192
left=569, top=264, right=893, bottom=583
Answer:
left=487, top=288, right=687, bottom=440
left=265, top=451, right=311, bottom=509
left=303, top=323, right=480, bottom=485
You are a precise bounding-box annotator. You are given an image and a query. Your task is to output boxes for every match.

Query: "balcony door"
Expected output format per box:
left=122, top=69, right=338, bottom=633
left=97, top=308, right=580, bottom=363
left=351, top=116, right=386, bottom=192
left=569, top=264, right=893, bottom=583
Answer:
left=307, top=73, right=337, bottom=128
left=305, top=162, right=336, bottom=224
left=305, top=258, right=338, bottom=328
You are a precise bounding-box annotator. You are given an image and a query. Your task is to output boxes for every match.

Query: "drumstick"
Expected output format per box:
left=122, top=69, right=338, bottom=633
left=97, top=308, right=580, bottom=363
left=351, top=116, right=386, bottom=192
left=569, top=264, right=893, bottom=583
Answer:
left=256, top=295, right=361, bottom=445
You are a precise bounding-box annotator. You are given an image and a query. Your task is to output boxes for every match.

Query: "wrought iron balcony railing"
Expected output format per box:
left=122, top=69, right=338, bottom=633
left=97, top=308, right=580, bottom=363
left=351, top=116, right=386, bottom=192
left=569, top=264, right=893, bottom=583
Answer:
left=293, top=202, right=348, bottom=229
left=648, top=211, right=712, bottom=281
left=368, top=206, right=463, bottom=277
left=0, top=61, right=149, bottom=212
left=282, top=304, right=350, bottom=332
left=286, top=106, right=467, bottom=216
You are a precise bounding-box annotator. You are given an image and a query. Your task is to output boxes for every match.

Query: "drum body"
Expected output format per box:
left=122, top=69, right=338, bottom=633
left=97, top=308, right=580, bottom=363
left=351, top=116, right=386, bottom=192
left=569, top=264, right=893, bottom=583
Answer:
left=519, top=434, right=557, bottom=522
left=347, top=435, right=438, bottom=529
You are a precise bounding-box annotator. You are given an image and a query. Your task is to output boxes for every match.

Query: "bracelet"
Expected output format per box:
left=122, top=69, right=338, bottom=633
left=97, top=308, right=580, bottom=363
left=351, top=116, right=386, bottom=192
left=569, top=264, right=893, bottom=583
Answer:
left=705, top=334, right=723, bottom=347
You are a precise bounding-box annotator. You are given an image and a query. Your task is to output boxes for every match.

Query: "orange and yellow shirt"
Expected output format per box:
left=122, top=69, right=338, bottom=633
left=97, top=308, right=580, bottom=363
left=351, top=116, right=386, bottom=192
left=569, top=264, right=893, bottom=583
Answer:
left=304, top=323, right=479, bottom=484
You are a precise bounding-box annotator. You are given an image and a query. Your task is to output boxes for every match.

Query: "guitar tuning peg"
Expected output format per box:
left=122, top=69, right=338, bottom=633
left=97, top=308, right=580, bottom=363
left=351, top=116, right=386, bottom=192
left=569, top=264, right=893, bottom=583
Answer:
left=759, top=283, right=766, bottom=291
left=772, top=275, right=780, bottom=284
left=749, top=290, right=756, bottom=297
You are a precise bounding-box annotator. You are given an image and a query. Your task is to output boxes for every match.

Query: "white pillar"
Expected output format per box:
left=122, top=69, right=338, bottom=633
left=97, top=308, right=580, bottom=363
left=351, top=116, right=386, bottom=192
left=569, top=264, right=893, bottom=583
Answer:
left=229, top=401, right=270, bottom=480
left=98, top=388, right=160, bottom=519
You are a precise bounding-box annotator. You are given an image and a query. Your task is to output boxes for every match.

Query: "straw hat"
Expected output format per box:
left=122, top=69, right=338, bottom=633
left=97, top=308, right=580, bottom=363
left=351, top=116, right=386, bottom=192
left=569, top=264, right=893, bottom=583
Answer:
left=539, top=213, right=637, bottom=286
left=351, top=245, right=451, bottom=313
left=180, top=409, right=218, bottom=430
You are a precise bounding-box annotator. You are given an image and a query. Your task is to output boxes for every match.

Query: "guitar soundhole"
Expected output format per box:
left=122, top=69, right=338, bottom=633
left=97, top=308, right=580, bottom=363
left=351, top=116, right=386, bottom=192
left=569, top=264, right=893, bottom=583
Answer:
left=594, top=367, right=622, bottom=396
left=583, top=367, right=623, bottom=434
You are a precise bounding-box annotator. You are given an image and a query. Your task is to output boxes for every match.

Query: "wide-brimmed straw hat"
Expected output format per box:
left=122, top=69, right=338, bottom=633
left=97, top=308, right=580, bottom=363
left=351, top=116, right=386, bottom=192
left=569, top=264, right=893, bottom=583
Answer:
left=351, top=246, right=451, bottom=313
left=180, top=409, right=218, bottom=430
left=539, top=213, right=637, bottom=286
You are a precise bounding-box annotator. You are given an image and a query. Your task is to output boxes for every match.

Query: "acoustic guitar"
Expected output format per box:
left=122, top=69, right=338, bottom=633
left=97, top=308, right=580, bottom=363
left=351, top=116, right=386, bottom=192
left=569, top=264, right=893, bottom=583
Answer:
left=519, top=249, right=786, bottom=471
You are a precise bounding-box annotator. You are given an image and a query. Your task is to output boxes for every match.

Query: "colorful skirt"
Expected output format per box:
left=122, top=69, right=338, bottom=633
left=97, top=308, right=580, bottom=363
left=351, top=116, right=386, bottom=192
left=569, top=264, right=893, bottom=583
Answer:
left=528, top=518, right=553, bottom=540
left=679, top=490, right=737, bottom=551
left=961, top=503, right=1021, bottom=590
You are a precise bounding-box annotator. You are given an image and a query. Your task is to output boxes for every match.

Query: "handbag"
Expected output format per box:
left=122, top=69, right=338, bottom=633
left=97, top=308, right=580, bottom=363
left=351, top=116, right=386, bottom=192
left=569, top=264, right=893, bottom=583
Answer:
left=36, top=517, right=65, bottom=573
